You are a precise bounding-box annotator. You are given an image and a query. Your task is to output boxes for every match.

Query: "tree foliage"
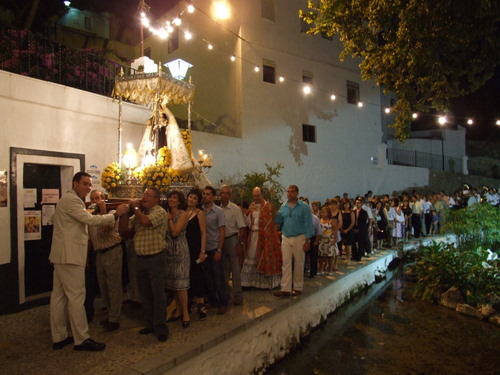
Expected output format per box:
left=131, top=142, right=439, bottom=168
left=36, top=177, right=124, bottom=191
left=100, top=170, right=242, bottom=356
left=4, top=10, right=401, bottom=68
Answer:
left=300, top=0, right=500, bottom=141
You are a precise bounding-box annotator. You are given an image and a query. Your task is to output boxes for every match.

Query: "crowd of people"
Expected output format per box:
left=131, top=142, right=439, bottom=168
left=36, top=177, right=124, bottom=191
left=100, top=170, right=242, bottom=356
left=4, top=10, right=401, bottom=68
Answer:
left=48, top=172, right=498, bottom=351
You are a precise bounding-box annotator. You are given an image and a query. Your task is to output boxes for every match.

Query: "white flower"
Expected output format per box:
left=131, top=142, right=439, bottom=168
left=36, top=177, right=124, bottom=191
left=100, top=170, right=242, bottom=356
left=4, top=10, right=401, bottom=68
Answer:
left=486, top=249, right=498, bottom=261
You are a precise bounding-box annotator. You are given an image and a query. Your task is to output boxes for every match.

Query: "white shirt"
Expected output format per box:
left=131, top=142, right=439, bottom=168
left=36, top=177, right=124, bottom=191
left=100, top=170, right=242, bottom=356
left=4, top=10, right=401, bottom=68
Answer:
left=221, top=201, right=246, bottom=237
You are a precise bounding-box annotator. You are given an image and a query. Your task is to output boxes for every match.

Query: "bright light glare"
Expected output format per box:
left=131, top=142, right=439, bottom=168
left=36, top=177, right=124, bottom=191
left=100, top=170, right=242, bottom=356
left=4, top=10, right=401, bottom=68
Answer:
left=187, top=4, right=195, bottom=13
left=357, top=101, right=363, bottom=108
left=184, top=31, right=192, bottom=40
left=278, top=76, right=285, bottom=83
left=173, top=18, right=181, bottom=26
left=213, top=1, right=230, bottom=19
left=230, top=55, right=236, bottom=61
left=412, top=113, right=418, bottom=119
left=254, top=66, right=260, bottom=72
left=330, top=94, right=336, bottom=101
left=384, top=107, right=391, bottom=114
left=303, top=85, right=312, bottom=95
left=64, top=1, right=71, bottom=6
left=207, top=43, right=213, bottom=50
left=467, top=118, right=474, bottom=125
left=158, top=29, right=168, bottom=39
left=438, top=116, right=447, bottom=125
left=496, top=120, right=500, bottom=126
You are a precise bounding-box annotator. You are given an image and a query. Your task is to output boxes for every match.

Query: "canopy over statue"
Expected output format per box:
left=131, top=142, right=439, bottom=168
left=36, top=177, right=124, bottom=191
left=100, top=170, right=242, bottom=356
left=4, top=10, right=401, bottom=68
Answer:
left=111, top=66, right=211, bottom=191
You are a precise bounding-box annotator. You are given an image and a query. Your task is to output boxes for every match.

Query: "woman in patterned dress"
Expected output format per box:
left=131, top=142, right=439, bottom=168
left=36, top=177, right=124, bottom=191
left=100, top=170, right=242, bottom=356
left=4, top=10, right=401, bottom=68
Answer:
left=318, top=206, right=339, bottom=275
left=165, top=191, right=191, bottom=328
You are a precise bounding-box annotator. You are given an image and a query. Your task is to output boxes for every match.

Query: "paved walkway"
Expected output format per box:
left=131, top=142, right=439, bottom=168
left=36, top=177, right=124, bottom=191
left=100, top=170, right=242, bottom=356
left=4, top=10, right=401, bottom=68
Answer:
left=0, top=240, right=434, bottom=375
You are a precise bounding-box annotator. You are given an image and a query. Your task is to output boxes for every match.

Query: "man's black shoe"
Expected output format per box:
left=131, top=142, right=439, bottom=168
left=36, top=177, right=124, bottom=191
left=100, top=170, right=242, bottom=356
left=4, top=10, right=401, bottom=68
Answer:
left=74, top=338, right=106, bottom=351
left=52, top=336, right=73, bottom=350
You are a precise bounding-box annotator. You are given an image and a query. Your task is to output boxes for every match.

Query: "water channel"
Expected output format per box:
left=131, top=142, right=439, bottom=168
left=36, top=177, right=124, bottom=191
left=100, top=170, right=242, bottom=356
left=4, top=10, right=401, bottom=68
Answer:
left=265, top=271, right=499, bottom=375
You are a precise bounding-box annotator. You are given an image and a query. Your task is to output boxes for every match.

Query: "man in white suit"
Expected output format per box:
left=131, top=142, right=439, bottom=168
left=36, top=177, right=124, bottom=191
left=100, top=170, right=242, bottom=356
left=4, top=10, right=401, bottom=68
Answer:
left=49, top=172, right=126, bottom=351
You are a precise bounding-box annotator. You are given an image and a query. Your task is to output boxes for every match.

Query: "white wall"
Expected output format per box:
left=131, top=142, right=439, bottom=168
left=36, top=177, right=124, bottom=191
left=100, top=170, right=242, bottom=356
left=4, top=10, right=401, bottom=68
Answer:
left=0, top=70, right=149, bottom=265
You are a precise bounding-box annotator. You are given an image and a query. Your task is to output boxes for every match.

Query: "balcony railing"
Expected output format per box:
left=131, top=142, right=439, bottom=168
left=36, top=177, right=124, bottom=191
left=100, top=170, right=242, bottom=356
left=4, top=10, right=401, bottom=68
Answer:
left=387, top=148, right=464, bottom=173
left=1, top=28, right=134, bottom=97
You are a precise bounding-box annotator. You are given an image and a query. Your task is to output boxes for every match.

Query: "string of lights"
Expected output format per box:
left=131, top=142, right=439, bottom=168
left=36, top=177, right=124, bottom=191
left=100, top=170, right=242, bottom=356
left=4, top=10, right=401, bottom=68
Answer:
left=138, top=0, right=500, bottom=129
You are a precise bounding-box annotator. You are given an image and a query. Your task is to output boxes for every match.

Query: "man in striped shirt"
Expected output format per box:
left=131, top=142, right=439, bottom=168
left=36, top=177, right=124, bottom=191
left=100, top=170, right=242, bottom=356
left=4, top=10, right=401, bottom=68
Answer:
left=88, top=190, right=123, bottom=331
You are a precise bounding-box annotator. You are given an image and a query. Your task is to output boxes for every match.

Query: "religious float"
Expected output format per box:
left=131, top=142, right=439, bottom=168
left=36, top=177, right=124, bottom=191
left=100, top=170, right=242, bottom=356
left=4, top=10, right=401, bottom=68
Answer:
left=103, top=56, right=211, bottom=200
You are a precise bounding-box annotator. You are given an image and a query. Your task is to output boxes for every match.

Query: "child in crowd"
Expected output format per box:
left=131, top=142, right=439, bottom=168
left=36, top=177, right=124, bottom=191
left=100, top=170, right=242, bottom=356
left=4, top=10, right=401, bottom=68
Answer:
left=429, top=209, right=439, bottom=235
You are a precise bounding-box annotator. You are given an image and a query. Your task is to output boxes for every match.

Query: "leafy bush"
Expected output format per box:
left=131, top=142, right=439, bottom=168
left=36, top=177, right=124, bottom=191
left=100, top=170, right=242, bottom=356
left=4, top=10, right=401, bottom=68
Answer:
left=410, top=243, right=499, bottom=306
left=444, top=203, right=500, bottom=250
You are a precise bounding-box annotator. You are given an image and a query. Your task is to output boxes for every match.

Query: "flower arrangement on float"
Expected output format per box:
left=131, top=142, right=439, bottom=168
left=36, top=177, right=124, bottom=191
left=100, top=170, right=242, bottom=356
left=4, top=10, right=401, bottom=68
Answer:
left=101, top=130, right=195, bottom=197
left=100, top=162, right=124, bottom=191
left=133, top=146, right=189, bottom=193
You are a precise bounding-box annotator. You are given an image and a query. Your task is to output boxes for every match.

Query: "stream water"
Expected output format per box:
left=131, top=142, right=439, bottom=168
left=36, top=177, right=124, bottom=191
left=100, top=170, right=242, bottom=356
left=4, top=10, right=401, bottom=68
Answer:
left=265, top=273, right=499, bottom=375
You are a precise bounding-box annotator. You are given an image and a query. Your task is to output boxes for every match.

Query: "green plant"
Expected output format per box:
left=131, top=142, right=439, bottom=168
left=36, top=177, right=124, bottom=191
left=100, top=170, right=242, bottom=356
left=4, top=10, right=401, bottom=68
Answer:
left=410, top=242, right=500, bottom=306
left=444, top=203, right=500, bottom=250
left=239, top=163, right=285, bottom=209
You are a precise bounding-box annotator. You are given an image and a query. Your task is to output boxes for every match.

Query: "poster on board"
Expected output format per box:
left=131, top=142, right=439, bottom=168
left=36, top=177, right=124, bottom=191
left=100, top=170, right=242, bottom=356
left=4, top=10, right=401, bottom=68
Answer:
left=24, top=210, right=42, bottom=241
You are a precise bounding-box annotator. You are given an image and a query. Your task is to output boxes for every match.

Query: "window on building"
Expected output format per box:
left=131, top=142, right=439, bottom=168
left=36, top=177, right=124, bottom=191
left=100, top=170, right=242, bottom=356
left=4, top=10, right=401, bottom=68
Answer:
left=261, top=0, right=275, bottom=21
left=347, top=81, right=360, bottom=104
left=263, top=60, right=276, bottom=84
left=168, top=29, right=179, bottom=54
left=302, top=124, right=316, bottom=143
left=302, top=71, right=313, bottom=84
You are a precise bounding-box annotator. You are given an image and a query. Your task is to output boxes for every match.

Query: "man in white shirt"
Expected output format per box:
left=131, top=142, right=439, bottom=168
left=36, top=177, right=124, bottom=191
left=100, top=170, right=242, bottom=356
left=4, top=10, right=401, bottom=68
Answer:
left=220, top=185, right=246, bottom=306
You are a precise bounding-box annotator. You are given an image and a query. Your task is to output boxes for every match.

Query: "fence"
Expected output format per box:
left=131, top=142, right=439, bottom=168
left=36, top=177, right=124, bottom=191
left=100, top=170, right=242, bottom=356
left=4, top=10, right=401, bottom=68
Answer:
left=387, top=148, right=463, bottom=173
left=1, top=28, right=134, bottom=98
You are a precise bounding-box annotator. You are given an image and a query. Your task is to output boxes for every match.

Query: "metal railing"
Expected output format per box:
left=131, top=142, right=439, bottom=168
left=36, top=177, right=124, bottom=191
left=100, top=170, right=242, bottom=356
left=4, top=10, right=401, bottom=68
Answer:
left=1, top=28, right=134, bottom=97
left=387, top=148, right=463, bottom=173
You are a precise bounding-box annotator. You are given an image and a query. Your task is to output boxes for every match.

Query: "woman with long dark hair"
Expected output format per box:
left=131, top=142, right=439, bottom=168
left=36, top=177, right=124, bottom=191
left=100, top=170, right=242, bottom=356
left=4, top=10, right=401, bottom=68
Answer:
left=164, top=190, right=191, bottom=328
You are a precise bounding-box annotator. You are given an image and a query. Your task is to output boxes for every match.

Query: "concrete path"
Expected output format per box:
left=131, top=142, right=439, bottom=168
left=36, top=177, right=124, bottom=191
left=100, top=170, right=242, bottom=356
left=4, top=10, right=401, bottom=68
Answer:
left=1, top=237, right=446, bottom=375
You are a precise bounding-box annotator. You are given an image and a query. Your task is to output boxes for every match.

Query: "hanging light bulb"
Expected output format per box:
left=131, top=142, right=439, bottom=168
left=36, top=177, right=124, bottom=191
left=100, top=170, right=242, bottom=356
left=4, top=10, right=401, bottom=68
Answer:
left=330, top=94, right=336, bottom=101
left=187, top=4, right=195, bottom=13
left=438, top=116, right=447, bottom=125
left=173, top=17, right=181, bottom=26
left=412, top=113, right=418, bottom=119
left=385, top=107, right=391, bottom=114
left=254, top=66, right=260, bottom=72
left=184, top=31, right=192, bottom=40
left=207, top=43, right=213, bottom=50
left=230, top=55, right=236, bottom=62
left=467, top=118, right=474, bottom=125
left=357, top=101, right=363, bottom=108
left=303, top=85, right=312, bottom=95
left=278, top=76, right=285, bottom=83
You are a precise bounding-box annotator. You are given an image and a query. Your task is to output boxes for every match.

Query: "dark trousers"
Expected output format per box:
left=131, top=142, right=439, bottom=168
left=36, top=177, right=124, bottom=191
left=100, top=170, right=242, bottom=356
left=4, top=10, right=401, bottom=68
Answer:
left=308, top=242, right=318, bottom=277
left=424, top=213, right=431, bottom=235
left=203, top=250, right=228, bottom=307
left=411, top=214, right=422, bottom=238
left=136, top=251, right=168, bottom=336
left=353, top=229, right=370, bottom=260
left=84, top=249, right=98, bottom=323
